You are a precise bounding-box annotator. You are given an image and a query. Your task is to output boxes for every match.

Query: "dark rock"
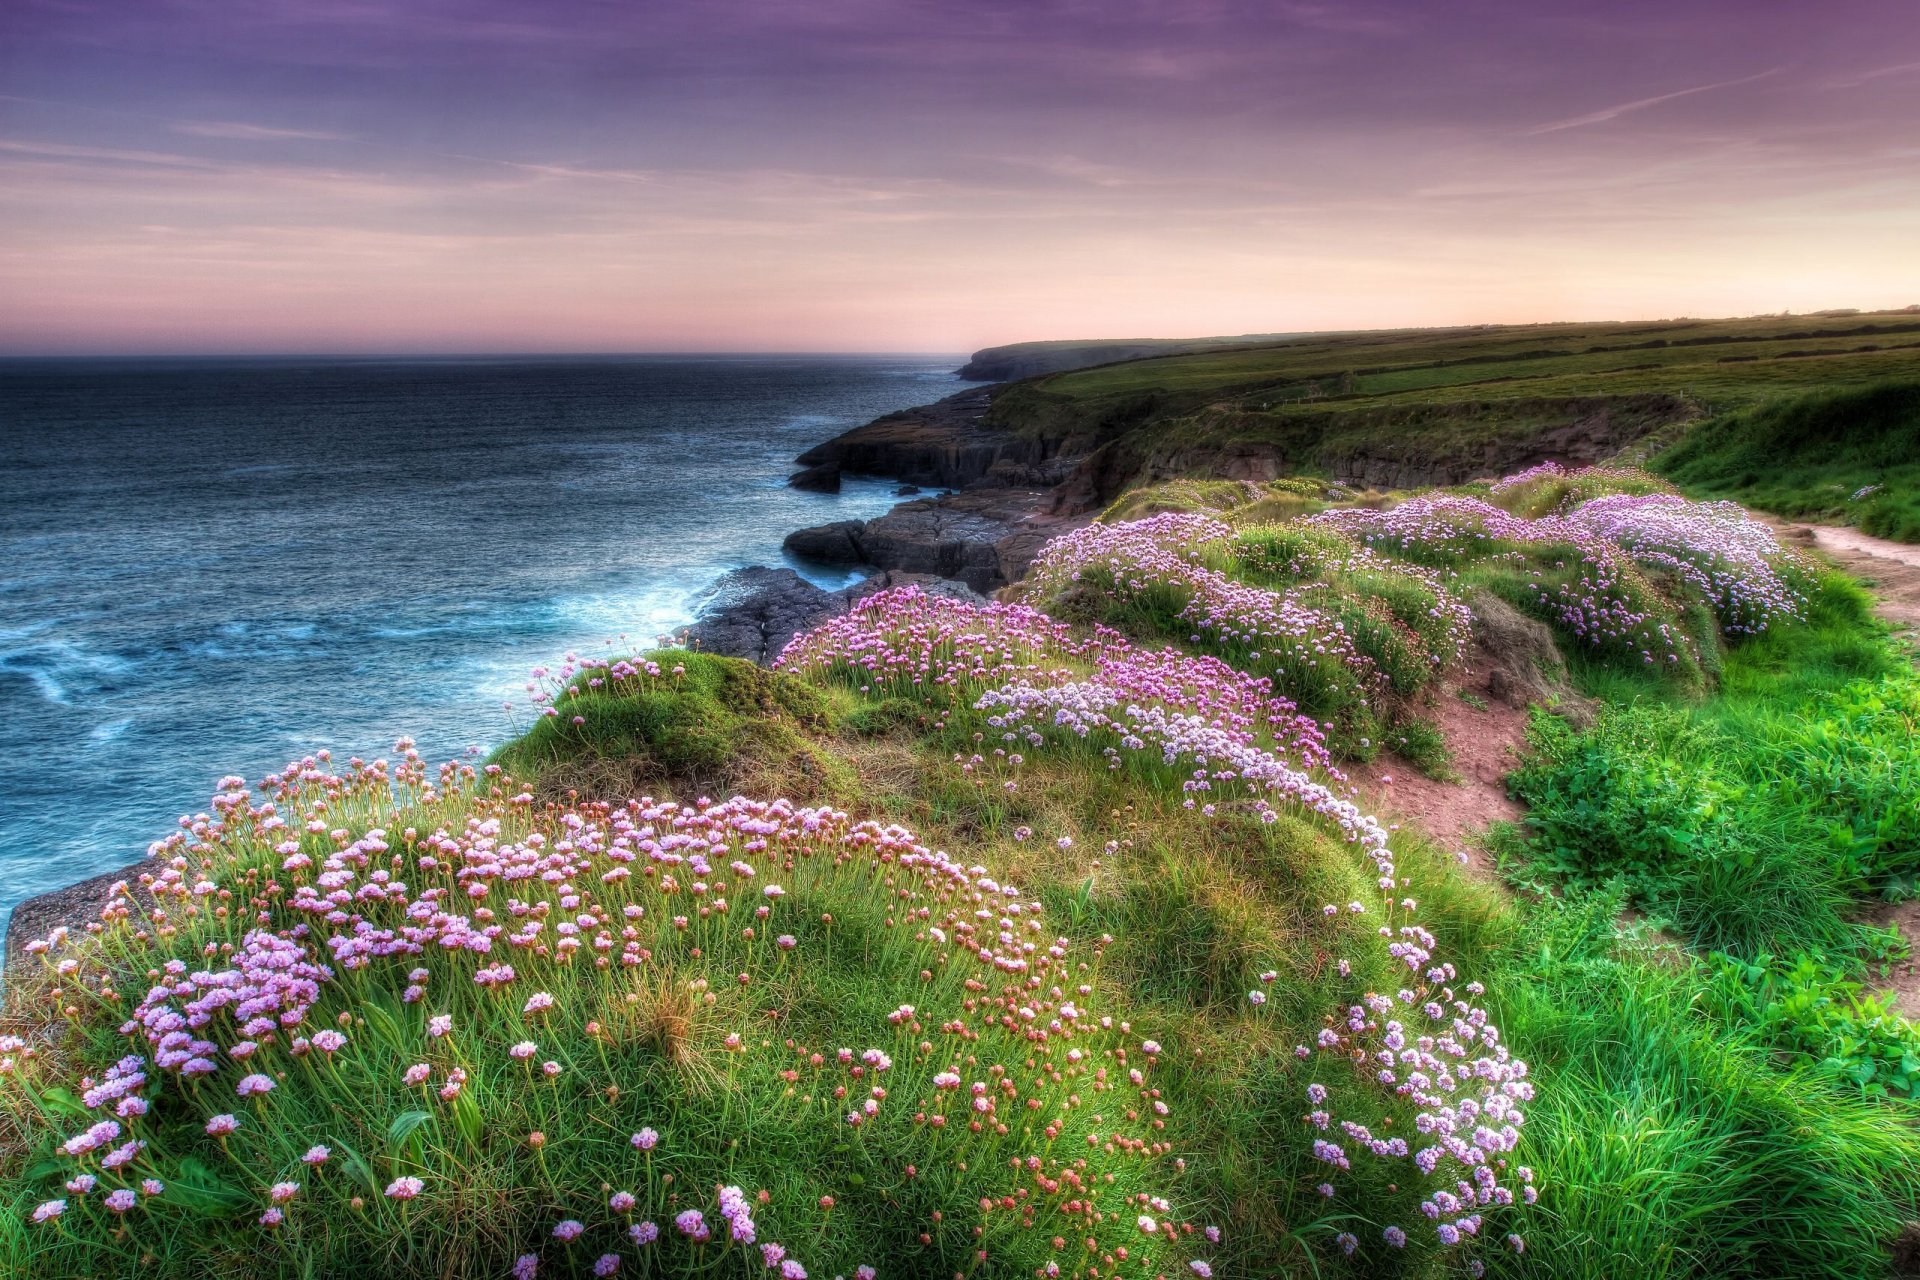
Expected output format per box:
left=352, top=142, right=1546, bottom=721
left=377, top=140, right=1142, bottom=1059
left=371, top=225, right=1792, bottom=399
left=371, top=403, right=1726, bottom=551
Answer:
left=787, top=463, right=842, bottom=493
left=677, top=567, right=992, bottom=668
left=6, top=860, right=152, bottom=971
left=678, top=568, right=849, bottom=667
left=784, top=488, right=1084, bottom=594
left=794, top=387, right=1069, bottom=490
left=894, top=485, right=921, bottom=496
left=782, top=520, right=866, bottom=564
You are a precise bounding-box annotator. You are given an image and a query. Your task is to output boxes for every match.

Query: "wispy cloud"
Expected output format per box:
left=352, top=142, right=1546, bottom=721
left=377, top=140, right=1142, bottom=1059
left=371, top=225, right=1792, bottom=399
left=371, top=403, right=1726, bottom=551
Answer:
left=1824, top=59, right=1920, bottom=90
left=175, top=121, right=349, bottom=141
left=1525, top=68, right=1781, bottom=135
left=0, top=139, right=217, bottom=168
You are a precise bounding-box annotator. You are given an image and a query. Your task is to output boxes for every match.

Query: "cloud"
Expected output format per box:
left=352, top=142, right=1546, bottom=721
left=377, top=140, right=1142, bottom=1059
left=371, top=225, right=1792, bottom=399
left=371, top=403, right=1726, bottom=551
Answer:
left=174, top=121, right=349, bottom=141
left=1524, top=68, right=1780, bottom=135
left=1824, top=59, right=1920, bottom=90
left=0, top=139, right=217, bottom=168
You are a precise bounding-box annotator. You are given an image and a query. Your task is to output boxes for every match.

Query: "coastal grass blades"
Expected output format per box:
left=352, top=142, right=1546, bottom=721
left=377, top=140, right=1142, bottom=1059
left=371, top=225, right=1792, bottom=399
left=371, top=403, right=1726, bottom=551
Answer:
left=4, top=742, right=1210, bottom=1279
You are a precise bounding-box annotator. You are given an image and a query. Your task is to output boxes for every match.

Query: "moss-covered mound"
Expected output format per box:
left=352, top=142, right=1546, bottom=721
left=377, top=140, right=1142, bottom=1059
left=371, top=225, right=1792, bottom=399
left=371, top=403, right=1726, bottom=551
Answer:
left=490, top=653, right=856, bottom=804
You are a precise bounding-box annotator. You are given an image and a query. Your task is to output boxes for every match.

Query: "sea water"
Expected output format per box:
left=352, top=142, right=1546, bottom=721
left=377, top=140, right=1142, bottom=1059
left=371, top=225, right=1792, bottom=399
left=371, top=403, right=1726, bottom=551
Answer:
left=0, top=354, right=971, bottom=937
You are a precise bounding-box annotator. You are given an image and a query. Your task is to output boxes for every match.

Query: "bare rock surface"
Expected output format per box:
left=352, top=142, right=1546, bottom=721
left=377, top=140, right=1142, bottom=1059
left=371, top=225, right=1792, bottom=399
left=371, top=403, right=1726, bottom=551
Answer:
left=6, top=862, right=151, bottom=969
left=784, top=488, right=1087, bottom=593
left=787, top=462, right=842, bottom=493
left=794, top=387, right=1076, bottom=491
left=678, top=567, right=989, bottom=667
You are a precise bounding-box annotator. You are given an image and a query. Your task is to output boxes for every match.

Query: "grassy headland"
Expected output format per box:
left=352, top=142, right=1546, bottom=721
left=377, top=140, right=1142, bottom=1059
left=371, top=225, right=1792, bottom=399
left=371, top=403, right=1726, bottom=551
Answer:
left=8, top=312, right=1920, bottom=1279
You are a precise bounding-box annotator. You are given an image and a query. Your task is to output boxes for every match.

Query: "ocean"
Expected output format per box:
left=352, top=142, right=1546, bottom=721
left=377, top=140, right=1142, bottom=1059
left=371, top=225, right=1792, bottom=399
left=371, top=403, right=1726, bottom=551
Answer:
left=0, top=354, right=972, bottom=939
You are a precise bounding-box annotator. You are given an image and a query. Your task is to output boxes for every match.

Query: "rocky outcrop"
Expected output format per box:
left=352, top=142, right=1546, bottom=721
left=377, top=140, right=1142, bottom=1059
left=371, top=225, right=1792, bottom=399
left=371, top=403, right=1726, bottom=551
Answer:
left=787, top=463, right=842, bottom=493
left=678, top=568, right=849, bottom=667
left=794, top=387, right=1078, bottom=491
left=783, top=488, right=1087, bottom=594
left=678, top=567, right=987, bottom=666
left=7, top=862, right=150, bottom=969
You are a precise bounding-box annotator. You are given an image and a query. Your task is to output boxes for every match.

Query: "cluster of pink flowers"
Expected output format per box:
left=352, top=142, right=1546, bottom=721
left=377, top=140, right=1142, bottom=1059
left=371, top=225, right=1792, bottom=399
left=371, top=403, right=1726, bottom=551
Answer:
left=1562, top=492, right=1806, bottom=634
left=777, top=584, right=1130, bottom=698
left=1290, top=953, right=1534, bottom=1257
left=782, top=586, right=1333, bottom=772
left=1311, top=495, right=1703, bottom=665
left=1025, top=515, right=1390, bottom=712
left=1487, top=461, right=1570, bottom=495
left=1318, top=472, right=1805, bottom=650
left=18, top=742, right=1206, bottom=1277
left=776, top=525, right=1537, bottom=1270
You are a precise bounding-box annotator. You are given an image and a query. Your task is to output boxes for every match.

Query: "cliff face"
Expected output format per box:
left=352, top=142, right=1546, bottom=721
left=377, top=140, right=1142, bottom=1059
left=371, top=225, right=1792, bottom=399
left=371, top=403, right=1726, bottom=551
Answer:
left=792, top=386, right=1076, bottom=490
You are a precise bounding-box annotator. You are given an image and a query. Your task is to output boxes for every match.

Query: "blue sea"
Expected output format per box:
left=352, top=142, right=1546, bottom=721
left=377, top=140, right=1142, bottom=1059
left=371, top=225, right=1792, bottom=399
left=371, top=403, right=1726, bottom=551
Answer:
left=0, top=355, right=972, bottom=939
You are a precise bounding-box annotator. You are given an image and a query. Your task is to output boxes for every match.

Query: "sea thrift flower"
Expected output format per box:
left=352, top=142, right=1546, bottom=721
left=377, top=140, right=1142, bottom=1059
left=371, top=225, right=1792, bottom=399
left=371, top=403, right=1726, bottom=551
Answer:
left=631, top=1128, right=659, bottom=1150
left=303, top=1145, right=331, bottom=1165
left=236, top=1073, right=275, bottom=1097
left=630, top=1221, right=659, bottom=1246
left=205, top=1114, right=240, bottom=1137
left=105, top=1189, right=137, bottom=1214
left=553, top=1220, right=585, bottom=1242
left=32, top=1200, right=65, bottom=1225
left=384, top=1177, right=423, bottom=1200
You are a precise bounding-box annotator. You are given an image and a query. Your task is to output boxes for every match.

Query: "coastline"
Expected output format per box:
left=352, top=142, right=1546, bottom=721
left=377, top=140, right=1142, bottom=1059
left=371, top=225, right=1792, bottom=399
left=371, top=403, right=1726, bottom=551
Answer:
left=3, top=374, right=1090, bottom=967
left=678, top=379, right=1098, bottom=661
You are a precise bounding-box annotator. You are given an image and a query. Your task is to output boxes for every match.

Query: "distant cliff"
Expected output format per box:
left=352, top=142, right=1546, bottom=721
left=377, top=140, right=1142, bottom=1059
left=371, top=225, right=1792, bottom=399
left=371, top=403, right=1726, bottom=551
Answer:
left=957, top=332, right=1304, bottom=381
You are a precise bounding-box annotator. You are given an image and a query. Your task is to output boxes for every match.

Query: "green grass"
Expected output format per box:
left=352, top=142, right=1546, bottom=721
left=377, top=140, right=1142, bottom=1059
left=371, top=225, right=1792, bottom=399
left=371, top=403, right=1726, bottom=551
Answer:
left=12, top=347, right=1920, bottom=1279
left=1482, top=886, right=1920, bottom=1280
left=1656, top=381, right=1920, bottom=542
left=982, top=311, right=1920, bottom=509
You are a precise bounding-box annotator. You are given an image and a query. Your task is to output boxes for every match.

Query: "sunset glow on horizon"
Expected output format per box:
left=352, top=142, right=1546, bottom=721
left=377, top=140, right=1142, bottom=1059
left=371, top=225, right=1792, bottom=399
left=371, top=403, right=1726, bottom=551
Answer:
left=3, top=0, right=1918, bottom=355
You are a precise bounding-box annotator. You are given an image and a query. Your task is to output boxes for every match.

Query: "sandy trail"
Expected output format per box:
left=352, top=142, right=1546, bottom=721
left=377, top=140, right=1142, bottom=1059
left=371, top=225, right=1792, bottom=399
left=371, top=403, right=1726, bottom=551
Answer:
left=1770, top=518, right=1920, bottom=635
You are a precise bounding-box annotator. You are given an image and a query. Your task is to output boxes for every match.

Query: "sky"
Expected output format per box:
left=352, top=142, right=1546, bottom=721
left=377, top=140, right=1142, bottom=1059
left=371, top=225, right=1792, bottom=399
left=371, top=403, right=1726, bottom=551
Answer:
left=2, top=0, right=1918, bottom=355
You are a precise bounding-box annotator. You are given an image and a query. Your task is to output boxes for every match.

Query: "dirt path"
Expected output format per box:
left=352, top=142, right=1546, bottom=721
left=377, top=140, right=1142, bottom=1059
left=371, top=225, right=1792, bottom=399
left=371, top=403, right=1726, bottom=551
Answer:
left=1770, top=518, right=1920, bottom=636
left=1347, top=662, right=1532, bottom=879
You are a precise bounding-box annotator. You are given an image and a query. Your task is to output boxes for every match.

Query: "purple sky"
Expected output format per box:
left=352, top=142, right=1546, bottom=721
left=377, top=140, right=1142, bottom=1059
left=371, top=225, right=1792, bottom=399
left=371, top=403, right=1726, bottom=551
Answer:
left=3, top=1, right=1917, bottom=353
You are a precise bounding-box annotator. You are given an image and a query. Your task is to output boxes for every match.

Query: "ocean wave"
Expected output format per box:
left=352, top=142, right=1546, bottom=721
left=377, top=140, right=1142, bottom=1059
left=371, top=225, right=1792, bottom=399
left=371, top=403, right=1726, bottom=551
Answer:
left=88, top=717, right=135, bottom=746
left=0, top=636, right=133, bottom=706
